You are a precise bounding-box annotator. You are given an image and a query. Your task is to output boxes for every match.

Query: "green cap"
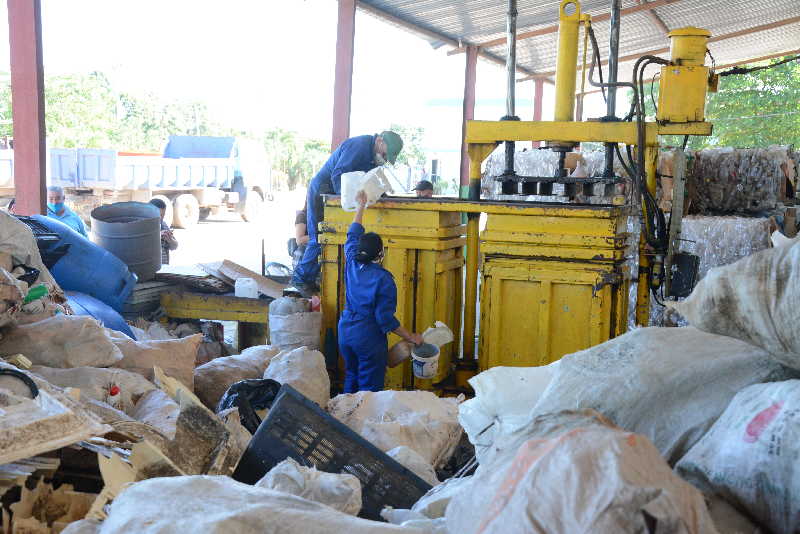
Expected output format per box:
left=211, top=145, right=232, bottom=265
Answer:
left=380, top=131, right=403, bottom=164
left=23, top=284, right=48, bottom=304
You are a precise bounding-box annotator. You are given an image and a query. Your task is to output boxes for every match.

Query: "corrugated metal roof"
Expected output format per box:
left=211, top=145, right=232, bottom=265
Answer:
left=358, top=0, right=800, bottom=85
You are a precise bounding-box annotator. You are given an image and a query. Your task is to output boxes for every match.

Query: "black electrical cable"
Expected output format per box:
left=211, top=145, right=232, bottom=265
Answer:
left=719, top=54, right=800, bottom=77
left=650, top=73, right=658, bottom=118
left=586, top=23, right=637, bottom=103
left=0, top=368, right=39, bottom=399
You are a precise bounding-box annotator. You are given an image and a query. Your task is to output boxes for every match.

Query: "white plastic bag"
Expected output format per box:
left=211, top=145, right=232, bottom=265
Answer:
left=99, top=476, right=423, bottom=534
left=256, top=458, right=362, bottom=516
left=386, top=446, right=438, bottom=486
left=263, top=347, right=330, bottom=407
left=327, top=390, right=462, bottom=468
left=531, top=326, right=798, bottom=464
left=445, top=412, right=719, bottom=534
left=341, top=167, right=393, bottom=212
left=410, top=476, right=473, bottom=519
left=676, top=380, right=800, bottom=534
left=458, top=364, right=558, bottom=464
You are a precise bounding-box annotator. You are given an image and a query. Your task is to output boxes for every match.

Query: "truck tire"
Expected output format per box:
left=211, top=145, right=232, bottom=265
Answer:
left=241, top=190, right=265, bottom=224
left=172, top=194, right=200, bottom=229
left=151, top=195, right=173, bottom=227
left=199, top=207, right=211, bottom=221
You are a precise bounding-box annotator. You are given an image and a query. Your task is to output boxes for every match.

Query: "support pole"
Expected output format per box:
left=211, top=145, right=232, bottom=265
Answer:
left=459, top=46, right=478, bottom=199
left=331, top=0, right=356, bottom=151
left=502, top=0, right=519, bottom=176
left=8, top=0, right=46, bottom=216
left=532, top=78, right=544, bottom=147
left=603, top=0, right=621, bottom=177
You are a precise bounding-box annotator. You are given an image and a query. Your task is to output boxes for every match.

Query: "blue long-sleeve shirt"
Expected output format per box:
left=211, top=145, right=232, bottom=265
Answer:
left=312, top=135, right=376, bottom=195
left=342, top=222, right=400, bottom=334
left=47, top=206, right=87, bottom=237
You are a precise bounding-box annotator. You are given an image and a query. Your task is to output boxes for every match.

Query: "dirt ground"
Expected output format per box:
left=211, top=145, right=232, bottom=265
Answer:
left=167, top=189, right=307, bottom=274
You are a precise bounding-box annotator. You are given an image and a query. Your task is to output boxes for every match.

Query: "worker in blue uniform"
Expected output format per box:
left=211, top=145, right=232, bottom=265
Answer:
left=338, top=190, right=422, bottom=392
left=291, top=131, right=404, bottom=294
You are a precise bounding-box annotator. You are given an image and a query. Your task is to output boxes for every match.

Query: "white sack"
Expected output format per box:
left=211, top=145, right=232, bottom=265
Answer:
left=380, top=509, right=447, bottom=534
left=99, top=475, right=427, bottom=534
left=110, top=334, right=201, bottom=391
left=0, top=210, right=60, bottom=290
left=670, top=241, right=800, bottom=367
left=269, top=311, right=322, bottom=351
left=30, top=365, right=155, bottom=414
left=193, top=344, right=280, bottom=410
left=532, top=326, right=798, bottom=464
left=676, top=380, right=800, bottom=534
left=445, top=412, right=719, bottom=534
left=256, top=458, right=362, bottom=516
left=459, top=364, right=557, bottom=463
left=263, top=346, right=329, bottom=407
left=130, top=389, right=180, bottom=439
left=0, top=315, right=122, bottom=367
left=327, top=390, right=462, bottom=468
left=386, top=446, right=438, bottom=486
left=60, top=519, right=102, bottom=534
left=411, top=476, right=473, bottom=519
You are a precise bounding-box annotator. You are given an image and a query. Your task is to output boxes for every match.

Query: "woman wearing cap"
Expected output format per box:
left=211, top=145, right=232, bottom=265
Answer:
left=338, top=190, right=423, bottom=392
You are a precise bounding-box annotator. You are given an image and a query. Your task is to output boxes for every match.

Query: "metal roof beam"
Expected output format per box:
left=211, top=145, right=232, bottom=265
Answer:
left=448, top=0, right=682, bottom=55
left=517, top=14, right=800, bottom=81
left=637, top=0, right=670, bottom=35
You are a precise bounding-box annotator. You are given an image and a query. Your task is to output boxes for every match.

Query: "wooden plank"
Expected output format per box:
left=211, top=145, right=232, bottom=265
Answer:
left=219, top=260, right=285, bottom=299
left=160, top=292, right=269, bottom=322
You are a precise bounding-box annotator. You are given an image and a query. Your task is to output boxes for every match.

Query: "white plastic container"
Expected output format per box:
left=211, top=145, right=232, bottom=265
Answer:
left=234, top=278, right=259, bottom=299
left=341, top=167, right=393, bottom=212
left=411, top=343, right=440, bottom=380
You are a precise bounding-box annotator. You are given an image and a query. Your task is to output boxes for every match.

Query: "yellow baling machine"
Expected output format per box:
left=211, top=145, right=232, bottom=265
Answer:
left=320, top=0, right=716, bottom=393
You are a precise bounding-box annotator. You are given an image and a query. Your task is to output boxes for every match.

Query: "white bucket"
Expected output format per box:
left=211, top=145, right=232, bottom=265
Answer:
left=411, top=343, right=440, bottom=380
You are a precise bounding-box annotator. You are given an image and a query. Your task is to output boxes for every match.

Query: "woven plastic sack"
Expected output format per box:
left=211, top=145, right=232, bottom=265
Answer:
left=532, top=327, right=799, bottom=465
left=386, top=446, right=438, bottom=486
left=0, top=315, right=122, bottom=367
left=99, top=475, right=424, bottom=534
left=263, top=347, right=329, bottom=407
left=130, top=389, right=180, bottom=439
left=110, top=334, right=202, bottom=391
left=327, top=390, right=462, bottom=468
left=256, top=458, right=362, bottom=516
left=445, top=411, right=719, bottom=534
left=670, top=241, right=800, bottom=369
left=193, top=345, right=280, bottom=410
left=268, top=311, right=322, bottom=351
left=676, top=380, right=800, bottom=534
left=30, top=365, right=155, bottom=414
left=458, top=364, right=557, bottom=463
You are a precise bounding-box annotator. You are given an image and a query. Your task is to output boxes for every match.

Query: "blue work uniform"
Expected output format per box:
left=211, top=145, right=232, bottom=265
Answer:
left=293, top=135, right=377, bottom=285
left=47, top=206, right=87, bottom=237
left=338, top=222, right=400, bottom=393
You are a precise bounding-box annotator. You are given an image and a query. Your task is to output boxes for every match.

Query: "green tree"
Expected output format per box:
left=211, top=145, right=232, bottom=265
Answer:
left=636, top=56, right=800, bottom=149
left=387, top=123, right=426, bottom=167
left=263, top=127, right=330, bottom=190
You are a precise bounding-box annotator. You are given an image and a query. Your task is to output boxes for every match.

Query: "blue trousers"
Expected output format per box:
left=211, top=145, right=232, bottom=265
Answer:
left=338, top=316, right=388, bottom=393
left=292, top=179, right=330, bottom=285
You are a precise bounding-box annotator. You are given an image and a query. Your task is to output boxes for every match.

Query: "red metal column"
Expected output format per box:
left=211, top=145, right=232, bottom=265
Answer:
left=8, top=0, right=46, bottom=215
left=532, top=78, right=544, bottom=147
left=458, top=45, right=478, bottom=198
left=331, top=0, right=356, bottom=151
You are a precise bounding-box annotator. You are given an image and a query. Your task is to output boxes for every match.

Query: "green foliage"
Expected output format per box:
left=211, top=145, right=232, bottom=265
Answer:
left=263, top=128, right=330, bottom=190
left=387, top=123, right=426, bottom=166
left=636, top=56, right=800, bottom=149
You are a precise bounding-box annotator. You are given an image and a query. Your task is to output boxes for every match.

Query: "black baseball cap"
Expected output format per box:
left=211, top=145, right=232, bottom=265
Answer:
left=412, top=180, right=434, bottom=192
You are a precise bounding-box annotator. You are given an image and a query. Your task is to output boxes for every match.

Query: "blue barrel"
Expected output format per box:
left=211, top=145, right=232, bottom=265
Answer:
left=32, top=215, right=137, bottom=313
left=66, top=291, right=134, bottom=338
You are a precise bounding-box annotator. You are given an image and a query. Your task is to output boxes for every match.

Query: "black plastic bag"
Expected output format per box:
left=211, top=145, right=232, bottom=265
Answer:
left=217, top=378, right=282, bottom=434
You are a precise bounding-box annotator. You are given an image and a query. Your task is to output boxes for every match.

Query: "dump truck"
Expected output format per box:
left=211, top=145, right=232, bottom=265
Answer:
left=48, top=135, right=272, bottom=228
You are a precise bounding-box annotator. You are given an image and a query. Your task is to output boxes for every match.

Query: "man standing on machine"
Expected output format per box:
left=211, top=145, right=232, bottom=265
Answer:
left=290, top=131, right=403, bottom=296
